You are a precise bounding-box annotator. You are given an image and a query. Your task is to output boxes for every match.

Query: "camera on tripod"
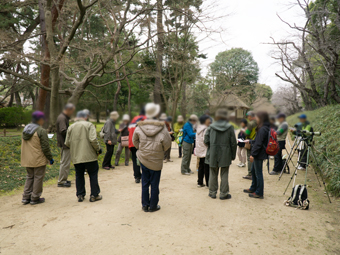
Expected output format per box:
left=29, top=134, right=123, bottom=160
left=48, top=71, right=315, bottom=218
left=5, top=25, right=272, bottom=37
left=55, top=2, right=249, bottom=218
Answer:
left=293, top=124, right=321, bottom=137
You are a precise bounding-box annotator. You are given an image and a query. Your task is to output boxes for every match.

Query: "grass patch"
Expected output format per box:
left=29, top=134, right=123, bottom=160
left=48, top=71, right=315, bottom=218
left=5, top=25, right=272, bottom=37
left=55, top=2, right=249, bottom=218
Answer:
left=287, top=105, right=340, bottom=197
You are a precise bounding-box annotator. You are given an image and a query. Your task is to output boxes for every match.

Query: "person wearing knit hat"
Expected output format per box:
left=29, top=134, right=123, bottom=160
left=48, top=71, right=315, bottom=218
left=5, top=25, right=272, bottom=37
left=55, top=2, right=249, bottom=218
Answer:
left=21, top=111, right=54, bottom=205
left=115, top=114, right=131, bottom=166
left=181, top=114, right=198, bottom=175
left=102, top=111, right=120, bottom=170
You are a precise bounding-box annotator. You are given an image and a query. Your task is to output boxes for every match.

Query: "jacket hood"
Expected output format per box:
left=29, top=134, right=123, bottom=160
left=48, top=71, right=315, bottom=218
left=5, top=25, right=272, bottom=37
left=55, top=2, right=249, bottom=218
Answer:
left=138, top=120, right=165, bottom=137
left=210, top=120, right=232, bottom=132
left=22, top=123, right=39, bottom=140
left=197, top=124, right=207, bottom=135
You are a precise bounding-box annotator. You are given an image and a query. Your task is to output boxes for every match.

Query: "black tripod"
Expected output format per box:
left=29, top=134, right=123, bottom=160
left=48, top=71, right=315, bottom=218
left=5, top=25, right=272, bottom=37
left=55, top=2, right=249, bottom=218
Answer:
left=280, top=134, right=331, bottom=203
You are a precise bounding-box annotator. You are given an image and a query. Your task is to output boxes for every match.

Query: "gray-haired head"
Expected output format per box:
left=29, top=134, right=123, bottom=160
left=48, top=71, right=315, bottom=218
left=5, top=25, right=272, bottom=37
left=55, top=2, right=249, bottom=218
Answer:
left=64, top=103, right=75, bottom=110
left=76, top=110, right=86, bottom=119
left=83, top=109, right=90, bottom=116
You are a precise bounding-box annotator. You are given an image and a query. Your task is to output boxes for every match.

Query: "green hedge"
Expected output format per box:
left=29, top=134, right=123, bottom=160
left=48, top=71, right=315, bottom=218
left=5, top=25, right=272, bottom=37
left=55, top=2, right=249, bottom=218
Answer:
left=287, top=105, right=340, bottom=197
left=0, top=107, right=32, bottom=128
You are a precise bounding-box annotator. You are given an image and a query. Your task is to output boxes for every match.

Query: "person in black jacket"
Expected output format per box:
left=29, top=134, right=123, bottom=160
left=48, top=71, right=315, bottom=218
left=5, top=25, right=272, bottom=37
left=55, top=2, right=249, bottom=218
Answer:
left=243, top=111, right=270, bottom=199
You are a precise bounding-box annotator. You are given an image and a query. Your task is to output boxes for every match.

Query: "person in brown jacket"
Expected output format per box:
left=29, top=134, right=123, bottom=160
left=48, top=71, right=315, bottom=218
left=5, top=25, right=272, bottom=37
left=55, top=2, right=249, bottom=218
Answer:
left=56, top=103, right=75, bottom=187
left=132, top=103, right=172, bottom=213
left=21, top=111, right=54, bottom=205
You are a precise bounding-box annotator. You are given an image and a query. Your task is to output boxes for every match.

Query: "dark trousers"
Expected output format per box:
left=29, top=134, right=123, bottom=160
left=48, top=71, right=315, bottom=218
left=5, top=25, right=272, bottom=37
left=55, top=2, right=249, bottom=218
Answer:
left=22, top=166, right=46, bottom=201
left=141, top=163, right=161, bottom=210
left=197, top=157, right=209, bottom=186
left=250, top=159, right=264, bottom=196
left=273, top=141, right=286, bottom=172
left=102, top=144, right=114, bottom=168
left=298, top=147, right=308, bottom=168
left=164, top=146, right=171, bottom=160
left=178, top=146, right=182, bottom=157
left=130, top=147, right=141, bottom=180
left=75, top=161, right=100, bottom=197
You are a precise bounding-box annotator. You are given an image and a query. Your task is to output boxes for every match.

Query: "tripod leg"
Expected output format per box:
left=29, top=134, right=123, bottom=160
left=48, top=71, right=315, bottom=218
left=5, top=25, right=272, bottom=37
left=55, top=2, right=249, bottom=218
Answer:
left=279, top=138, right=299, bottom=181
left=283, top=167, right=298, bottom=195
left=310, top=148, right=332, bottom=203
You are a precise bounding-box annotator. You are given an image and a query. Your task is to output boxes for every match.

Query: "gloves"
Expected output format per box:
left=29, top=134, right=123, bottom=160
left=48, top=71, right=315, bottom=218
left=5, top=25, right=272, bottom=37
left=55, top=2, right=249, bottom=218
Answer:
left=50, top=159, right=55, bottom=165
left=98, top=149, right=102, bottom=155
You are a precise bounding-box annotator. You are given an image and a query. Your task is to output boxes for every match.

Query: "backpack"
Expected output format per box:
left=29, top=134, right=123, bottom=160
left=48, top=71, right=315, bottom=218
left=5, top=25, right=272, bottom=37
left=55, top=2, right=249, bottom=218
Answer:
left=284, top=184, right=310, bottom=210
left=266, top=128, right=280, bottom=156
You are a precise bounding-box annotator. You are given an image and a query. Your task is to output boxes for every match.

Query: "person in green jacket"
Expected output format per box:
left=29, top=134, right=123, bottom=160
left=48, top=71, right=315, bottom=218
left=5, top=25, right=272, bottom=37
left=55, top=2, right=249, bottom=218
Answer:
left=204, top=108, right=237, bottom=200
left=291, top=114, right=312, bottom=170
left=173, top=115, right=184, bottom=158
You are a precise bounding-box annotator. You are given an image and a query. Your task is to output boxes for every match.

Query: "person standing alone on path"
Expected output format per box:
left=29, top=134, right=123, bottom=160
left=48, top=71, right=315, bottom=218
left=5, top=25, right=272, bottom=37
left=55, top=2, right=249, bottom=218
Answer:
left=133, top=103, right=171, bottom=212
left=115, top=114, right=130, bottom=166
left=129, top=108, right=147, bottom=183
left=270, top=113, right=288, bottom=175
left=102, top=111, right=120, bottom=170
left=243, top=111, right=257, bottom=180
left=21, top=111, right=54, bottom=205
left=174, top=115, right=184, bottom=158
left=204, top=109, right=237, bottom=200
left=65, top=111, right=102, bottom=202
left=181, top=114, right=198, bottom=175
left=56, top=103, right=75, bottom=188
left=196, top=115, right=212, bottom=188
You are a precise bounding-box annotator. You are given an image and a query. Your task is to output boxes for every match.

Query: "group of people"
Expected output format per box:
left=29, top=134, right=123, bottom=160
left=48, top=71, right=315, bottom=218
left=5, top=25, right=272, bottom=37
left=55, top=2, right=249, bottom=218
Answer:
left=20, top=101, right=312, bottom=211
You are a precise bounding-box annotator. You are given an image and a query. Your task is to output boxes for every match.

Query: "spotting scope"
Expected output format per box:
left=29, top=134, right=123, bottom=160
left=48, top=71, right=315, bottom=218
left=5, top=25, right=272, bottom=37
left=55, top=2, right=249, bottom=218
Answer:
left=301, top=130, right=321, bottom=136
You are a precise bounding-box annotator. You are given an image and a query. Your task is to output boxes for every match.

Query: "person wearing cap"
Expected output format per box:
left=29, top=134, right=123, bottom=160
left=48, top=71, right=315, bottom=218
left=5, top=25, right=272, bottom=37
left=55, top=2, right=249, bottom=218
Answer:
left=102, top=111, right=120, bottom=170
left=181, top=114, right=198, bottom=175
left=65, top=111, right=102, bottom=202
left=132, top=103, right=172, bottom=212
left=174, top=115, right=185, bottom=158
left=129, top=107, right=147, bottom=183
left=243, top=111, right=257, bottom=180
left=21, top=111, right=54, bottom=205
left=270, top=113, right=288, bottom=175
left=115, top=114, right=130, bottom=166
left=161, top=114, right=174, bottom=163
left=56, top=103, right=75, bottom=188
left=291, top=114, right=311, bottom=170
left=204, top=109, right=237, bottom=199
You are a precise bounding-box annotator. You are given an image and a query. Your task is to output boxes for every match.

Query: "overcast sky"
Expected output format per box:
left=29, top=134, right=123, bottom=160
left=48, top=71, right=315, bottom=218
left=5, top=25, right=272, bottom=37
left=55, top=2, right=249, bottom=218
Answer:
left=197, top=0, right=305, bottom=91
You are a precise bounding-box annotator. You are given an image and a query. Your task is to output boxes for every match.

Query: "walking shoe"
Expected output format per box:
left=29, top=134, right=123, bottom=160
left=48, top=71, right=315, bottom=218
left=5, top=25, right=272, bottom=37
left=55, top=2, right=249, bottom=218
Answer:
left=103, top=167, right=110, bottom=170
left=148, top=205, right=161, bottom=212
left=249, top=193, right=264, bottom=199
left=220, top=194, right=232, bottom=200
left=237, top=163, right=242, bottom=167
left=243, top=175, right=252, bottom=180
left=115, top=163, right=119, bottom=166
left=182, top=173, right=190, bottom=176
left=190, top=171, right=195, bottom=174
left=22, top=199, right=30, bottom=205
left=125, top=163, right=129, bottom=166
left=66, top=180, right=71, bottom=184
left=239, top=163, right=246, bottom=168
left=178, top=155, right=182, bottom=158
left=89, top=195, right=102, bottom=202
left=168, top=159, right=173, bottom=162
left=197, top=184, right=205, bottom=188
left=209, top=194, right=216, bottom=199
left=78, top=195, right=85, bottom=202
left=142, top=206, right=149, bottom=212
left=135, top=178, right=141, bottom=183
left=58, top=182, right=71, bottom=187
left=30, top=197, right=45, bottom=205
left=269, top=171, right=279, bottom=175
left=243, top=189, right=253, bottom=193
left=297, top=165, right=305, bottom=170
left=164, top=160, right=167, bottom=163
left=110, top=166, right=115, bottom=169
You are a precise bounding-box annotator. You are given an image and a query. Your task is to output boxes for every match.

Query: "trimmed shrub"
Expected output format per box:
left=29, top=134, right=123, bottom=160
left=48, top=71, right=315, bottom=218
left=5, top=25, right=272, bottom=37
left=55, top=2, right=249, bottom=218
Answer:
left=0, top=107, right=32, bottom=128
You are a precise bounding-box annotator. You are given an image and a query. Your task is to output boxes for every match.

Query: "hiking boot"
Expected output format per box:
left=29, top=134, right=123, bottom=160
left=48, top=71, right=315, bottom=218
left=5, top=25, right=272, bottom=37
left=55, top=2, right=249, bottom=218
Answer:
left=89, top=195, right=102, bottom=202
left=209, top=194, right=216, bottom=199
left=249, top=193, right=264, bottom=199
left=135, top=178, right=141, bottom=183
left=243, top=175, right=252, bottom=180
left=220, top=194, right=232, bottom=200
left=78, top=195, right=85, bottom=202
left=197, top=184, right=205, bottom=188
left=58, top=182, right=71, bottom=187
left=30, top=198, right=45, bottom=205
left=243, top=189, right=253, bottom=193
left=148, top=205, right=161, bottom=212
left=142, top=206, right=149, bottom=212
left=22, top=199, right=30, bottom=205
left=269, top=171, right=279, bottom=175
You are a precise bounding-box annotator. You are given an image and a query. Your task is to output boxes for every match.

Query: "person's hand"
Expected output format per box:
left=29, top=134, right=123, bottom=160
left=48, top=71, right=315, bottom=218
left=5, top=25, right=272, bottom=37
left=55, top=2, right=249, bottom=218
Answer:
left=118, top=129, right=123, bottom=132
left=98, top=149, right=102, bottom=155
left=249, top=156, right=254, bottom=163
left=169, top=131, right=174, bottom=135
left=50, top=159, right=55, bottom=165
left=244, top=139, right=250, bottom=144
left=108, top=140, right=112, bottom=145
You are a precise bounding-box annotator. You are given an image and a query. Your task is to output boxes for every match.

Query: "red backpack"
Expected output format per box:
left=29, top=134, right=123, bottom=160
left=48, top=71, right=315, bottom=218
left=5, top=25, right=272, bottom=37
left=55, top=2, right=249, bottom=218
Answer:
left=266, top=128, right=280, bottom=156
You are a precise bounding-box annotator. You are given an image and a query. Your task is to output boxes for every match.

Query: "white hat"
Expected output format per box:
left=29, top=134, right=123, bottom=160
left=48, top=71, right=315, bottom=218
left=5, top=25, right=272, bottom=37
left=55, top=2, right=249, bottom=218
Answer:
left=189, top=114, right=198, bottom=121
left=122, top=114, right=130, bottom=121
left=159, top=113, right=167, bottom=121
left=145, top=103, right=161, bottom=119
left=177, top=115, right=184, bottom=122
left=110, top=111, right=119, bottom=121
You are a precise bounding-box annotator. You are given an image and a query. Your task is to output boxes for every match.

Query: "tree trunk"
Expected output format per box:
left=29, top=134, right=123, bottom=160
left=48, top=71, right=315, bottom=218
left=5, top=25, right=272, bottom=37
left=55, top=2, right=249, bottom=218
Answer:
left=154, top=0, right=164, bottom=109
left=48, top=65, right=60, bottom=131
left=118, top=53, right=131, bottom=117
left=181, top=81, right=187, bottom=118
left=14, top=92, right=22, bottom=107
left=113, top=55, right=121, bottom=111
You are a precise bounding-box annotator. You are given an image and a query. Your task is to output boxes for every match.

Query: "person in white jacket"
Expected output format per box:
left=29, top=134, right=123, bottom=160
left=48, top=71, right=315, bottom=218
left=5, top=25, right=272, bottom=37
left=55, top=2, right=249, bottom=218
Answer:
left=195, top=115, right=212, bottom=187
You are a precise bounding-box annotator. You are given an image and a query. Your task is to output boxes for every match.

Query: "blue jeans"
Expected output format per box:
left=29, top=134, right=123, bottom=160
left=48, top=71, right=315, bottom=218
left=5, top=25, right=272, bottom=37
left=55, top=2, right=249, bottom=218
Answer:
left=141, top=163, right=161, bottom=210
left=249, top=159, right=264, bottom=196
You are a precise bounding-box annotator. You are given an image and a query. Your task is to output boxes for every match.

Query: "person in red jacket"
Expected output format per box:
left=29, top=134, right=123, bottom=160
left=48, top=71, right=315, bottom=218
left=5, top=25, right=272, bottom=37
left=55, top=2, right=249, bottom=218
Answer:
left=129, top=107, right=146, bottom=183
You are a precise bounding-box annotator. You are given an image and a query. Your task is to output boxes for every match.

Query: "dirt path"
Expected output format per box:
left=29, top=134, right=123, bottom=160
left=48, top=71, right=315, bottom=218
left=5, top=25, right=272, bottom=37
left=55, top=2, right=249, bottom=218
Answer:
left=0, top=144, right=339, bottom=255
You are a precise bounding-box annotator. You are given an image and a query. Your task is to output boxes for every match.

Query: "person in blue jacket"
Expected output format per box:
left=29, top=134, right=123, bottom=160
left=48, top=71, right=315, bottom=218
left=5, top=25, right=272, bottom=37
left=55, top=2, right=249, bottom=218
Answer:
left=181, top=114, right=198, bottom=175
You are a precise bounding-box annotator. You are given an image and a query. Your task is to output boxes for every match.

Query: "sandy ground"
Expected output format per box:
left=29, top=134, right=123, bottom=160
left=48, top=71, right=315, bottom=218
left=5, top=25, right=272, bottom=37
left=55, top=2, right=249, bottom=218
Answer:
left=0, top=143, right=340, bottom=255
